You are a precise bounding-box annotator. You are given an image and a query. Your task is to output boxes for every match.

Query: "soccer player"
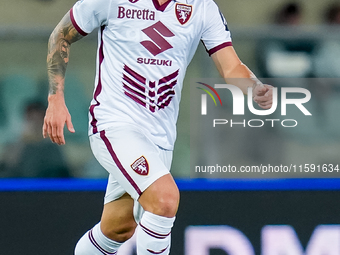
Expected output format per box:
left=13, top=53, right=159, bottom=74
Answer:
left=43, top=0, right=273, bottom=254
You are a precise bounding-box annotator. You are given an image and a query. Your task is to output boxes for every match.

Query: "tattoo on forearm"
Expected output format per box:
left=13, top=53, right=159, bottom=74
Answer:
left=60, top=40, right=70, bottom=64
left=47, top=11, right=83, bottom=95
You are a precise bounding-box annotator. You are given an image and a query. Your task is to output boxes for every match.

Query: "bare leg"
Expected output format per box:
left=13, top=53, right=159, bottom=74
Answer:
left=75, top=193, right=137, bottom=254
left=100, top=193, right=137, bottom=242
left=136, top=173, right=180, bottom=255
left=138, top=173, right=180, bottom=217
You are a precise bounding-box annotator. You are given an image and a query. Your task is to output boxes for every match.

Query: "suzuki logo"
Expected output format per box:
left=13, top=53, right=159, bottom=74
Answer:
left=141, top=21, right=175, bottom=56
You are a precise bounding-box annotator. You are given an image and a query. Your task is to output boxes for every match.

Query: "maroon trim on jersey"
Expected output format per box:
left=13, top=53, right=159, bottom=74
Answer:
left=70, top=8, right=88, bottom=36
left=208, top=42, right=233, bottom=56
left=100, top=130, right=142, bottom=196
left=152, top=0, right=172, bottom=12
left=90, top=26, right=105, bottom=134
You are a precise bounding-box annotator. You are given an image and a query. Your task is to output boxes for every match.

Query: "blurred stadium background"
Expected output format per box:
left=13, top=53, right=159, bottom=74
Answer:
left=1, top=0, right=340, bottom=254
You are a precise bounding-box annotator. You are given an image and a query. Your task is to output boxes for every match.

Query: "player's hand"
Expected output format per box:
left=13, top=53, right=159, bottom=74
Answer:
left=42, top=95, right=75, bottom=145
left=253, top=84, right=273, bottom=109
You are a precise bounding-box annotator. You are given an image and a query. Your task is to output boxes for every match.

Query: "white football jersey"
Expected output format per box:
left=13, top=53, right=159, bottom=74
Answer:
left=71, top=0, right=232, bottom=150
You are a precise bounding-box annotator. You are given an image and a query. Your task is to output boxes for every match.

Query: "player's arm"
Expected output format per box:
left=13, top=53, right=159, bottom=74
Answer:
left=43, top=11, right=84, bottom=145
left=211, top=46, right=273, bottom=109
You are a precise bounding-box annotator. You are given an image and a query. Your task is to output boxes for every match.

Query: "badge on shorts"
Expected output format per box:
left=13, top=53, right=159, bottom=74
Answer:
left=175, top=3, right=192, bottom=25
left=131, top=156, right=149, bottom=176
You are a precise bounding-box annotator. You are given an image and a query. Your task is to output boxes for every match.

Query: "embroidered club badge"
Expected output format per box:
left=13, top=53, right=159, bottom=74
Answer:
left=175, top=3, right=192, bottom=25
left=131, top=156, right=149, bottom=175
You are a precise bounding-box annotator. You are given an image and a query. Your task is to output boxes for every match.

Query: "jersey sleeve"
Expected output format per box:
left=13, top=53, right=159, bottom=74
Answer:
left=70, top=0, right=111, bottom=36
left=201, top=0, right=232, bottom=56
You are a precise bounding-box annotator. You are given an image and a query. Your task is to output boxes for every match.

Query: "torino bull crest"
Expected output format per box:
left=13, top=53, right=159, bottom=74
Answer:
left=131, top=156, right=149, bottom=176
left=175, top=3, right=192, bottom=25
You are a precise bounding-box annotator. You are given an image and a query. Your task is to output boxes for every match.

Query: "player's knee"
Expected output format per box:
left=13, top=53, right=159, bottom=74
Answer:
left=155, top=191, right=180, bottom=217
left=101, top=222, right=136, bottom=243
left=139, top=174, right=180, bottom=217
left=148, top=186, right=180, bottom=217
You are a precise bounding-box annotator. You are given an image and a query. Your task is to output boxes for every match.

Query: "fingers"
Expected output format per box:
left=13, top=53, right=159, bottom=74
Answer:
left=66, top=115, right=75, bottom=134
left=43, top=115, right=54, bottom=142
left=47, top=121, right=53, bottom=142
left=263, top=84, right=274, bottom=90
left=253, top=84, right=274, bottom=109
left=43, top=112, right=73, bottom=145
left=44, top=119, right=66, bottom=145
left=257, top=99, right=273, bottom=109
left=54, top=123, right=66, bottom=145
left=253, top=84, right=267, bottom=96
left=253, top=93, right=271, bottom=104
left=42, top=95, right=74, bottom=145
left=51, top=124, right=59, bottom=144
left=42, top=122, right=47, bottom=139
